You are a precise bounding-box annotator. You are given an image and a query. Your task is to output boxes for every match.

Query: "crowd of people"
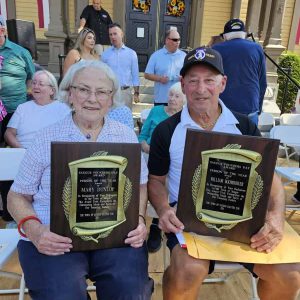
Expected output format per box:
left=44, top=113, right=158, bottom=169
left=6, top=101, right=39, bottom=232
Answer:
left=0, top=1, right=300, bottom=299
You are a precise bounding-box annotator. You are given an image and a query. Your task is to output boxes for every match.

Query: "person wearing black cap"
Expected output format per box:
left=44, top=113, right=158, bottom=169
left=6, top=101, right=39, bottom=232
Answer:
left=148, top=46, right=300, bottom=300
left=213, top=18, right=267, bottom=125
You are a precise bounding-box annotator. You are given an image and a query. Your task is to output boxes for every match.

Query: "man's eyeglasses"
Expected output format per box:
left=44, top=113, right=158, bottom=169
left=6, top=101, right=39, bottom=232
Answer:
left=32, top=81, right=52, bottom=88
left=71, top=86, right=112, bottom=100
left=168, top=38, right=181, bottom=42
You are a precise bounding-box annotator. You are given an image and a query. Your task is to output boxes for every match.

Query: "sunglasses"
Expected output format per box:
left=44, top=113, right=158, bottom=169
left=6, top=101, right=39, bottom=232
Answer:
left=168, top=38, right=181, bottom=42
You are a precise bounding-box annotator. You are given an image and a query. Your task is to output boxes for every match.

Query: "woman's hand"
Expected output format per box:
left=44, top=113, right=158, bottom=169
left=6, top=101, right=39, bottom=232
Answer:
left=124, top=220, right=147, bottom=248
left=26, top=222, right=73, bottom=256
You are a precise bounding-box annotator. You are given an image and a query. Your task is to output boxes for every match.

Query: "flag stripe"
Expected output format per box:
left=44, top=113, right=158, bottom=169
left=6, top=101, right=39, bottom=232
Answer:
left=37, top=0, right=44, bottom=28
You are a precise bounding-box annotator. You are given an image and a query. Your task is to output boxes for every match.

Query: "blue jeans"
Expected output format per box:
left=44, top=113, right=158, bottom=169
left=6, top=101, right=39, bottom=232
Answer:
left=18, top=240, right=153, bottom=300
left=248, top=111, right=259, bottom=126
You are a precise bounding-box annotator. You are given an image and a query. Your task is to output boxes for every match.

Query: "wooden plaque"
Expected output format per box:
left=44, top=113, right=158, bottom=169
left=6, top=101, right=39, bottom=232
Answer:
left=176, top=129, right=280, bottom=244
left=50, top=142, right=141, bottom=251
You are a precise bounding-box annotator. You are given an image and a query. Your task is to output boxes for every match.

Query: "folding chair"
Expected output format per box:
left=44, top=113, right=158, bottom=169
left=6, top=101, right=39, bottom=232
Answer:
left=0, top=148, right=27, bottom=299
left=269, top=125, right=300, bottom=164
left=258, top=112, right=275, bottom=137
left=275, top=166, right=300, bottom=220
left=279, top=113, right=300, bottom=126
left=204, top=262, right=259, bottom=300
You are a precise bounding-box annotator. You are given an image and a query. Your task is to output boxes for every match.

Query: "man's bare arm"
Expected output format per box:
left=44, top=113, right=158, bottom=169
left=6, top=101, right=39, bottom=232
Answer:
left=148, top=174, right=184, bottom=233
left=250, top=173, right=285, bottom=253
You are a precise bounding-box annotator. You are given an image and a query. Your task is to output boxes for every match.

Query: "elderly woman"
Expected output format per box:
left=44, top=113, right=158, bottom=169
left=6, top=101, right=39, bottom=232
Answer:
left=138, top=82, right=186, bottom=253
left=7, top=60, right=153, bottom=300
left=1, top=70, right=69, bottom=226
left=139, top=82, right=186, bottom=154
left=5, top=70, right=69, bottom=148
left=63, top=28, right=98, bottom=76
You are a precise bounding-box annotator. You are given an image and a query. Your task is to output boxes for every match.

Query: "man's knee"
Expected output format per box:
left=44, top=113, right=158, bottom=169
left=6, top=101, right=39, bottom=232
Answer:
left=255, top=263, right=300, bottom=289
left=166, top=246, right=210, bottom=287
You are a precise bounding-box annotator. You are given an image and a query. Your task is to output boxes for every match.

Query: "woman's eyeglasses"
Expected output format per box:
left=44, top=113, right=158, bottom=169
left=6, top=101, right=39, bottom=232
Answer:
left=32, top=81, right=52, bottom=87
left=71, top=86, right=112, bottom=100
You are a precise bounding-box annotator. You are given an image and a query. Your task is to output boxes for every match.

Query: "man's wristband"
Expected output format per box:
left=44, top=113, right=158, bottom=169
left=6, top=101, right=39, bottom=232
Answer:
left=138, top=214, right=146, bottom=224
left=18, top=215, right=42, bottom=238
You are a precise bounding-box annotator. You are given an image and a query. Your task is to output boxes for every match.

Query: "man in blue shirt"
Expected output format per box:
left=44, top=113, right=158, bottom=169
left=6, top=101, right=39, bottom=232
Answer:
left=144, top=29, right=186, bottom=105
left=102, top=23, right=140, bottom=110
left=213, top=18, right=267, bottom=125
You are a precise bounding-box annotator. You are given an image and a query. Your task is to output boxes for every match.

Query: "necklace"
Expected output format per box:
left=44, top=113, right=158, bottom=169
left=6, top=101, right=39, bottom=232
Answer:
left=73, top=117, right=103, bottom=140
left=199, top=105, right=222, bottom=129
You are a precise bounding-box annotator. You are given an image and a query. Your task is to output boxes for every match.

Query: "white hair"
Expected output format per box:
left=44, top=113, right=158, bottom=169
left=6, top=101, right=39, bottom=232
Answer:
left=168, top=82, right=187, bottom=105
left=58, top=60, right=120, bottom=107
left=223, top=31, right=246, bottom=41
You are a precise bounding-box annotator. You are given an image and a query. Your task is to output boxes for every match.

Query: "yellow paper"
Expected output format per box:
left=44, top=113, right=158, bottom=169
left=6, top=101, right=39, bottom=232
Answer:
left=184, top=222, right=300, bottom=263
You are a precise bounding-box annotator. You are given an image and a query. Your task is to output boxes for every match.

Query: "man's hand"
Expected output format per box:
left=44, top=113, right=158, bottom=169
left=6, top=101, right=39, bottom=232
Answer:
left=159, top=75, right=169, bottom=84
left=158, top=206, right=184, bottom=233
left=250, top=212, right=284, bottom=253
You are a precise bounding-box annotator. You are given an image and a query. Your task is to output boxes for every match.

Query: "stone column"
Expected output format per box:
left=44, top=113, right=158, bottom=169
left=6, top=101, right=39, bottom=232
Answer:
left=231, top=0, right=242, bottom=19
left=245, top=0, right=262, bottom=38
left=44, top=0, right=67, bottom=73
left=75, top=0, right=88, bottom=29
left=263, top=0, right=286, bottom=47
left=258, top=0, right=272, bottom=42
left=261, top=0, right=286, bottom=115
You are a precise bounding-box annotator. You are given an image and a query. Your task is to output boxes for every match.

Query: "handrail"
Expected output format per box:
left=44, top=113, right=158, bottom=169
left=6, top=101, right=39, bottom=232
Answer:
left=248, top=33, right=300, bottom=90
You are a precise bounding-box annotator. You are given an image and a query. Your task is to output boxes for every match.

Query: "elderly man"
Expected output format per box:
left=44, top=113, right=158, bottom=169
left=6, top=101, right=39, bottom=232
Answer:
left=78, top=0, right=112, bottom=56
left=102, top=23, right=140, bottom=109
left=144, top=29, right=186, bottom=105
left=213, top=18, right=267, bottom=125
left=148, top=46, right=300, bottom=300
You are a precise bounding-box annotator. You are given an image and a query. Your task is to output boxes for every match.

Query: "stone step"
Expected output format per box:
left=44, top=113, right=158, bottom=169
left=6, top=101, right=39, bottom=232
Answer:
left=132, top=102, right=153, bottom=115
left=140, top=86, right=154, bottom=95
left=139, top=93, right=153, bottom=104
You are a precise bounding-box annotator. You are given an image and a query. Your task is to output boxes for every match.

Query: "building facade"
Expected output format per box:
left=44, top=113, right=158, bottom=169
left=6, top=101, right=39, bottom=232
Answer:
left=1, top=1, right=299, bottom=77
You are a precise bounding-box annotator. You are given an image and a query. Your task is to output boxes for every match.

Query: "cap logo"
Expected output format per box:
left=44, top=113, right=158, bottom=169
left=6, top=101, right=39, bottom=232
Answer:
left=195, top=49, right=206, bottom=60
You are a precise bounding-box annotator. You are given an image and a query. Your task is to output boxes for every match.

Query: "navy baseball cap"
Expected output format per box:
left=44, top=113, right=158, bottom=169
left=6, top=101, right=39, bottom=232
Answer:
left=0, top=15, right=5, bottom=27
left=180, top=47, right=224, bottom=77
left=223, top=18, right=245, bottom=34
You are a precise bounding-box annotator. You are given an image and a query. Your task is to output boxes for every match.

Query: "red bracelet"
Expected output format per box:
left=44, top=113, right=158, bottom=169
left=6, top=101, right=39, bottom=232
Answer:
left=18, top=216, right=42, bottom=238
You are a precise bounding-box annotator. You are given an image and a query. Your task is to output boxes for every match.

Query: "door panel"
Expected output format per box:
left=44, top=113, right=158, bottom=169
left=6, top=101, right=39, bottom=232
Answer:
left=125, top=0, right=158, bottom=71
left=159, top=0, right=192, bottom=49
left=125, top=0, right=191, bottom=71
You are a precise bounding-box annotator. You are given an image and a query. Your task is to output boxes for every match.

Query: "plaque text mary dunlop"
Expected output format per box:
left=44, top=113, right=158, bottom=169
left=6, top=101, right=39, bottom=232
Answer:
left=76, top=168, right=119, bottom=222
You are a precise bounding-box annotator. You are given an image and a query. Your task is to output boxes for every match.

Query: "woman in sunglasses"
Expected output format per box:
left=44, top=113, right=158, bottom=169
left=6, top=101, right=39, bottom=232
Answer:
left=63, top=28, right=99, bottom=76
